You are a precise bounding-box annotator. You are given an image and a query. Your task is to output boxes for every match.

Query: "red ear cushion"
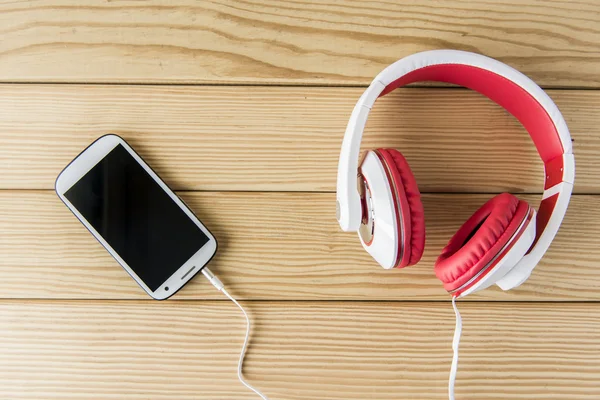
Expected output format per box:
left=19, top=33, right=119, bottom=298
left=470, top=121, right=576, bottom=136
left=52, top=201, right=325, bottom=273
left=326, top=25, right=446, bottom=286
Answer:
left=377, top=149, right=425, bottom=266
left=434, top=193, right=530, bottom=292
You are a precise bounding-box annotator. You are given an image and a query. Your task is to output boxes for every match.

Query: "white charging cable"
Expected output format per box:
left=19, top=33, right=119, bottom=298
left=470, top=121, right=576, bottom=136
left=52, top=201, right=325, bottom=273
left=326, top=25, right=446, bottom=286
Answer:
left=202, top=267, right=271, bottom=400
left=449, top=296, right=462, bottom=400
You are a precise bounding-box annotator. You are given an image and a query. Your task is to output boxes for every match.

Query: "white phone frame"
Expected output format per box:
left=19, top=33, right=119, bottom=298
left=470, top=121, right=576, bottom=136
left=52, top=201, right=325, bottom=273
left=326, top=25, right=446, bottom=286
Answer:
left=55, top=134, right=218, bottom=300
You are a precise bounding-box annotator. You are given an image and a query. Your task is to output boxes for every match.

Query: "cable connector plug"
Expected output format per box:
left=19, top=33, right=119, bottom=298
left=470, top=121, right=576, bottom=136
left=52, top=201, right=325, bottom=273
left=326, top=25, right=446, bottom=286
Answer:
left=202, top=267, right=224, bottom=291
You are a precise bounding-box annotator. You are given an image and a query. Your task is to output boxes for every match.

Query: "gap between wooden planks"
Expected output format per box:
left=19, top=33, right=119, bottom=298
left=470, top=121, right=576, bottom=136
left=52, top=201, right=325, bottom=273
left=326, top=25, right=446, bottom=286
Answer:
left=0, top=300, right=599, bottom=400
left=1, top=190, right=598, bottom=301
left=0, top=85, right=597, bottom=192
left=1, top=0, right=599, bottom=86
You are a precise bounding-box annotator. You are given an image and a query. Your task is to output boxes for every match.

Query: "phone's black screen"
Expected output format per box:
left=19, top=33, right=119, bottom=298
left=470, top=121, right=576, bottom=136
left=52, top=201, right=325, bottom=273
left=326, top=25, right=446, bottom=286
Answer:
left=64, top=144, right=209, bottom=291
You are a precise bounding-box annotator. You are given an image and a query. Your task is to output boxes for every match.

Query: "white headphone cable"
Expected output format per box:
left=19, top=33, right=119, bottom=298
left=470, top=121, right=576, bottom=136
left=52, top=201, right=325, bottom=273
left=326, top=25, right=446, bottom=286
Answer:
left=202, top=267, right=270, bottom=400
left=203, top=265, right=463, bottom=400
left=449, top=295, right=462, bottom=400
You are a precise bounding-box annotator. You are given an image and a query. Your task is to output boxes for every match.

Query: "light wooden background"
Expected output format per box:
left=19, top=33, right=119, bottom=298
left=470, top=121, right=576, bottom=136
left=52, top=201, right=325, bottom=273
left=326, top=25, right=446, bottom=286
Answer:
left=1, top=1, right=599, bottom=399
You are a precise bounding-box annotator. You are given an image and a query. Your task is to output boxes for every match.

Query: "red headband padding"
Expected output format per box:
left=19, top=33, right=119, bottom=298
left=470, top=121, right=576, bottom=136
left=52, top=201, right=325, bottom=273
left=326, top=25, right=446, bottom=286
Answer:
left=379, top=64, right=564, bottom=163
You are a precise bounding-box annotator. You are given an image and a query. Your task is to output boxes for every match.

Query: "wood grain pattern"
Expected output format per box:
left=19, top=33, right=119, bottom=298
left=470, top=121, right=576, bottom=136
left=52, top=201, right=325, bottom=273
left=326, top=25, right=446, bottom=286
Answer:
left=2, top=1, right=599, bottom=397
left=0, top=301, right=598, bottom=399
left=1, top=190, right=598, bottom=301
left=1, top=1, right=600, bottom=86
left=0, top=85, right=596, bottom=193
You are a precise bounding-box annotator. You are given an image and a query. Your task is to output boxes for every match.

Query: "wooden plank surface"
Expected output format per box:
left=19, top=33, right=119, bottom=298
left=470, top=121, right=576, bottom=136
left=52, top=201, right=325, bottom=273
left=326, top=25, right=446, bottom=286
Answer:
left=2, top=190, right=597, bottom=301
left=0, top=301, right=598, bottom=399
left=1, top=1, right=600, bottom=86
left=2, top=1, right=599, bottom=398
left=0, top=85, right=596, bottom=193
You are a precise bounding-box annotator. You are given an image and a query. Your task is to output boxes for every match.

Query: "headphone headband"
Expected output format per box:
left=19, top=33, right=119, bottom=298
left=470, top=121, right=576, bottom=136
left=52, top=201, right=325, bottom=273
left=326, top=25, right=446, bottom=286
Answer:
left=337, top=50, right=574, bottom=287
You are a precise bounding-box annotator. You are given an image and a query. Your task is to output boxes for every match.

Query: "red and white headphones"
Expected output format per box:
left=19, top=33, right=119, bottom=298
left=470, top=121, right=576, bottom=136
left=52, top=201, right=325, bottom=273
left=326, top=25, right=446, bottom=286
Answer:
left=336, top=50, right=574, bottom=298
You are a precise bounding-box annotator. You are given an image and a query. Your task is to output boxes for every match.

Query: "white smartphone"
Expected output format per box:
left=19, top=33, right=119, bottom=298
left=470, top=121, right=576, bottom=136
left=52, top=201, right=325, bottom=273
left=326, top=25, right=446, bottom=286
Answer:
left=55, top=134, right=218, bottom=300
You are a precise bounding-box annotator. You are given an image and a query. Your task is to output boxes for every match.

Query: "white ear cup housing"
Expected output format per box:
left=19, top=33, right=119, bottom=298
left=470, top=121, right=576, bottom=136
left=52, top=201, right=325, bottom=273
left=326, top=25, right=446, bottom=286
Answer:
left=358, top=151, right=400, bottom=269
